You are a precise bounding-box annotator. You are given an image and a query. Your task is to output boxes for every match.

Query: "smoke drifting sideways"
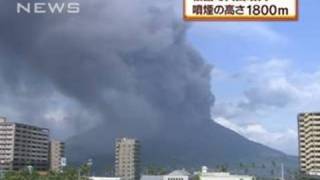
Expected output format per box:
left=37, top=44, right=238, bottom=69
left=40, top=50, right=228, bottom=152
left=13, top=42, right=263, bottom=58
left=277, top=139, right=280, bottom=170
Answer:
left=0, top=0, right=214, bottom=139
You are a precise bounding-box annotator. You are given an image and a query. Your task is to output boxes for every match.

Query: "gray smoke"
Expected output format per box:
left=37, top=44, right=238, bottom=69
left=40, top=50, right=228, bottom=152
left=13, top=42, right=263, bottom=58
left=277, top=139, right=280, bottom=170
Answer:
left=0, top=0, right=213, bottom=138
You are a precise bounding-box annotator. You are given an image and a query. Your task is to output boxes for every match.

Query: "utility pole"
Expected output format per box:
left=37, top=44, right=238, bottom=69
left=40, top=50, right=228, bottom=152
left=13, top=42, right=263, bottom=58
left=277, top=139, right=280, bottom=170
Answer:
left=281, top=163, right=285, bottom=180
left=78, top=168, right=81, bottom=180
left=87, top=158, right=93, bottom=177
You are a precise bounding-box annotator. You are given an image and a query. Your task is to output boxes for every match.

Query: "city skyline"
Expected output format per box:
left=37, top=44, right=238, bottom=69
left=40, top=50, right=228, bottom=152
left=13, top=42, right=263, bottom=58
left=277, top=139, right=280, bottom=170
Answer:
left=0, top=117, right=65, bottom=172
left=2, top=0, right=317, bottom=179
left=0, top=0, right=317, bottom=158
left=0, top=116, right=300, bottom=178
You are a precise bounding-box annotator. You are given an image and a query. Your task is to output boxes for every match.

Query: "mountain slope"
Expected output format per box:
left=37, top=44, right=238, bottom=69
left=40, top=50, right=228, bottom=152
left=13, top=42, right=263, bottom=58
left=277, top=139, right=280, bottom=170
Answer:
left=66, top=119, right=297, bottom=174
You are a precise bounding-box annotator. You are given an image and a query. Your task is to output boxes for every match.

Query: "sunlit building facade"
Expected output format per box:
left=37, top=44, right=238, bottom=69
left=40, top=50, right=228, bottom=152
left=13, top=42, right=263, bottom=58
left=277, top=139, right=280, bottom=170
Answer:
left=115, top=138, right=140, bottom=180
left=298, top=112, right=320, bottom=176
left=49, top=140, right=65, bottom=171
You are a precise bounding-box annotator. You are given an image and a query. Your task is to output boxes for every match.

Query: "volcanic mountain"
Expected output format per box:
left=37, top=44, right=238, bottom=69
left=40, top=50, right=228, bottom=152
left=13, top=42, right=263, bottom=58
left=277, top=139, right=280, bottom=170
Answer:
left=66, top=119, right=296, bottom=174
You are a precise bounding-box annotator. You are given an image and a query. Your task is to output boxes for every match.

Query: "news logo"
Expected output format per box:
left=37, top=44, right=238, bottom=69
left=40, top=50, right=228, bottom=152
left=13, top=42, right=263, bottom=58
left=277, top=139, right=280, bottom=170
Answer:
left=17, top=2, right=80, bottom=14
left=184, top=0, right=298, bottom=21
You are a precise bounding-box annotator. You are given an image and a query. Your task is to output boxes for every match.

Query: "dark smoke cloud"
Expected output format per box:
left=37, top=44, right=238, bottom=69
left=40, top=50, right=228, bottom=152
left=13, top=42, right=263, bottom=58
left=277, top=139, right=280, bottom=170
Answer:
left=0, top=0, right=213, bottom=138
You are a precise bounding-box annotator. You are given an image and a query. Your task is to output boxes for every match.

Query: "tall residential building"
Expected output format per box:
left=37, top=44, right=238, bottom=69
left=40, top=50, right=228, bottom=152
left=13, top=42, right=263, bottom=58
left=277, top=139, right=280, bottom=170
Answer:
left=115, top=138, right=140, bottom=180
left=49, top=140, right=65, bottom=171
left=0, top=117, right=50, bottom=171
left=298, top=112, right=320, bottom=176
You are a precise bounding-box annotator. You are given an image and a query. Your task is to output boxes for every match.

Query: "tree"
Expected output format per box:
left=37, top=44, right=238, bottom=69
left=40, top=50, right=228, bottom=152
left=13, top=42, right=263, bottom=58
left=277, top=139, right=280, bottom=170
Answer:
left=215, top=165, right=221, bottom=171
left=270, top=169, right=275, bottom=176
left=105, top=165, right=114, bottom=176
left=80, top=164, right=91, bottom=179
left=4, top=168, right=40, bottom=180
left=60, top=167, right=79, bottom=180
left=220, top=164, right=228, bottom=172
left=251, top=162, right=256, bottom=168
left=158, top=167, right=168, bottom=175
left=244, top=168, right=249, bottom=174
left=144, top=165, right=168, bottom=175
left=193, top=174, right=200, bottom=180
left=239, top=162, right=244, bottom=169
left=3, top=166, right=89, bottom=180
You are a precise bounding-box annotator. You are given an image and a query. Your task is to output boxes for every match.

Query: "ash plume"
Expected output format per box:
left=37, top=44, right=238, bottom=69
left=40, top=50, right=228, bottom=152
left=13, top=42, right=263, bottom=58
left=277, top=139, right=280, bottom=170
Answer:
left=0, top=0, right=213, bottom=138
left=0, top=1, right=296, bottom=172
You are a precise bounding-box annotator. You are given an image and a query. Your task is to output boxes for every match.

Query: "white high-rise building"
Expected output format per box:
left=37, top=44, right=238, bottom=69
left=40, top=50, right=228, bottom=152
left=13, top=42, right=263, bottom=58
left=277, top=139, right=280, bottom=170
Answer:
left=298, top=112, right=320, bottom=176
left=115, top=138, right=140, bottom=180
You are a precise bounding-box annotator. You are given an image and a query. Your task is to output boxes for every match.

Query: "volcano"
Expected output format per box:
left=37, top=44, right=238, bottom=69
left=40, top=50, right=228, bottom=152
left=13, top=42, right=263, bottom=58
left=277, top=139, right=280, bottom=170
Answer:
left=66, top=118, right=297, bottom=174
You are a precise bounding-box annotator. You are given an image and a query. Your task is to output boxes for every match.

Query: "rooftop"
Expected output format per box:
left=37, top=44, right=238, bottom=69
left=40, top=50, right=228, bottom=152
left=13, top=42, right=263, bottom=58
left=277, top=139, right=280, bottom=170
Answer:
left=141, top=175, right=163, bottom=180
left=167, top=169, right=191, bottom=176
left=0, top=117, right=7, bottom=123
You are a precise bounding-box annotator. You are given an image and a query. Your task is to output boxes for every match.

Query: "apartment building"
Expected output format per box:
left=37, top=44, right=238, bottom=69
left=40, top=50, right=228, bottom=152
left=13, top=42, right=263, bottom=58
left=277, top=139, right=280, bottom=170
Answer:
left=298, top=112, right=320, bottom=176
left=0, top=117, right=50, bottom=171
left=115, top=138, right=140, bottom=180
left=49, top=140, right=65, bottom=171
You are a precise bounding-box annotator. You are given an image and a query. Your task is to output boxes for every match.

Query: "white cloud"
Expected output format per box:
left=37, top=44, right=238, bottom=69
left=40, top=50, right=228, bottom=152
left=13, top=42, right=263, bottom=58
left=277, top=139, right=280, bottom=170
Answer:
left=215, top=116, right=297, bottom=155
left=212, top=58, right=320, bottom=155
left=242, top=59, right=320, bottom=110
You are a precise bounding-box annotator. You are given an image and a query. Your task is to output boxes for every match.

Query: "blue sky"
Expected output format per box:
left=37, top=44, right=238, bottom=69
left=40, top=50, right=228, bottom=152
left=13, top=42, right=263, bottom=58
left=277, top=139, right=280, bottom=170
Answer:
left=187, top=0, right=319, bottom=155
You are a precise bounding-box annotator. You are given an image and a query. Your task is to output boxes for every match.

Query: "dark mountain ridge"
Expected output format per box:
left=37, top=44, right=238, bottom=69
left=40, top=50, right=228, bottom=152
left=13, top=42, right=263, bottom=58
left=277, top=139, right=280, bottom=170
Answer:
left=66, top=118, right=297, bottom=174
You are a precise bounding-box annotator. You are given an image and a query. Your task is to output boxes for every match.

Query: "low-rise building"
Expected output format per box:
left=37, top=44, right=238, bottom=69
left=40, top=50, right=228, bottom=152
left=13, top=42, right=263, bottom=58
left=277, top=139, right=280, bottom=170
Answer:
left=141, top=169, right=190, bottom=180
left=141, top=175, right=163, bottom=180
left=164, top=170, right=190, bottom=180
left=89, top=177, right=121, bottom=180
left=198, top=166, right=254, bottom=180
